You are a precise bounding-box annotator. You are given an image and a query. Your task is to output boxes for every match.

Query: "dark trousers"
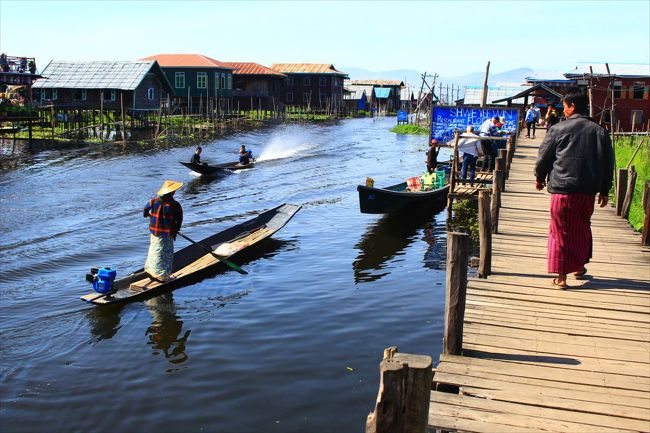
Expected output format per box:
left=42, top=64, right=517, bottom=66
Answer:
left=481, top=140, right=496, bottom=171
left=526, top=121, right=536, bottom=137
left=461, top=154, right=478, bottom=184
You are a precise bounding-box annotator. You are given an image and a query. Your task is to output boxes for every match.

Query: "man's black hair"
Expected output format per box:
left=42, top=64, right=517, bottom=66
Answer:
left=562, top=87, right=589, bottom=115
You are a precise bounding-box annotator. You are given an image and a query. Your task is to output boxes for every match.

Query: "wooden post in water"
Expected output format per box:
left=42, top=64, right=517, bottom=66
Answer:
left=445, top=130, right=461, bottom=229
left=365, top=347, right=433, bottom=433
left=478, top=190, right=492, bottom=278
left=120, top=92, right=126, bottom=142
left=616, top=168, right=629, bottom=216
left=642, top=181, right=650, bottom=246
left=443, top=232, right=469, bottom=356
left=505, top=138, right=514, bottom=179
left=622, top=166, right=637, bottom=220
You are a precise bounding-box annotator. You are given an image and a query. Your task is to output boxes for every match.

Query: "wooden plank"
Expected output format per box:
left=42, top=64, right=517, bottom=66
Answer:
left=433, top=371, right=650, bottom=412
left=438, top=355, right=650, bottom=391
left=430, top=391, right=645, bottom=432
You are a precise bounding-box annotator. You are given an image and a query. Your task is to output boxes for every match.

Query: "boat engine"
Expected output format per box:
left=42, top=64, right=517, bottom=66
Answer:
left=86, top=266, right=117, bottom=294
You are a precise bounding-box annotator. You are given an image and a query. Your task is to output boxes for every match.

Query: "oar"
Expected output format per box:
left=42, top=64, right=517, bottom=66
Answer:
left=177, top=232, right=248, bottom=275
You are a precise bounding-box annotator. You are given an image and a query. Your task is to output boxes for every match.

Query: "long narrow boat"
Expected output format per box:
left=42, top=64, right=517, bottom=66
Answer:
left=180, top=160, right=255, bottom=176
left=80, top=203, right=300, bottom=306
left=357, top=181, right=449, bottom=214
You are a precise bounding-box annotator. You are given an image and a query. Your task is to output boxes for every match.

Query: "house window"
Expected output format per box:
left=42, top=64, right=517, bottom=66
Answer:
left=40, top=89, right=48, bottom=101
left=147, top=88, right=155, bottom=100
left=287, top=92, right=293, bottom=102
left=52, top=89, right=57, bottom=100
left=613, top=81, right=622, bottom=99
left=73, top=89, right=86, bottom=101
left=631, top=110, right=643, bottom=127
left=303, top=76, right=310, bottom=86
left=197, top=72, right=207, bottom=89
left=303, top=92, right=310, bottom=103
left=227, top=74, right=232, bottom=90
left=103, top=90, right=116, bottom=101
left=319, top=77, right=326, bottom=87
left=286, top=76, right=294, bottom=86
left=215, top=72, right=220, bottom=89
left=632, top=82, right=645, bottom=100
left=220, top=73, right=226, bottom=89
left=175, top=72, right=185, bottom=88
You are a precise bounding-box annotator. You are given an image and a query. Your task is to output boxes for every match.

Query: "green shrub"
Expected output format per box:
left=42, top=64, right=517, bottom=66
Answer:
left=390, top=124, right=429, bottom=135
left=612, top=136, right=649, bottom=231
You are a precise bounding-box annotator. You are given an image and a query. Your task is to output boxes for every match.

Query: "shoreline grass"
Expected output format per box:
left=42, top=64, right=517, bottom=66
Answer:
left=612, top=136, right=649, bottom=231
left=390, top=124, right=429, bottom=135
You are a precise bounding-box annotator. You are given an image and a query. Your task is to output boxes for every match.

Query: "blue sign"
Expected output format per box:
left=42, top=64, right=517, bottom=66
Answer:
left=397, top=110, right=408, bottom=122
left=431, top=106, right=519, bottom=143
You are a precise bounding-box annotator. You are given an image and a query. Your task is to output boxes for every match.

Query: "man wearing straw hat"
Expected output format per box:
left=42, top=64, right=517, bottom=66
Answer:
left=143, top=180, right=184, bottom=282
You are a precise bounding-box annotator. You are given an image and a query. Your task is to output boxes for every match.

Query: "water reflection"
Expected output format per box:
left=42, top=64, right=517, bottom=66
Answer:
left=86, top=305, right=124, bottom=342
left=184, top=174, right=227, bottom=196
left=144, top=293, right=191, bottom=364
left=422, top=219, right=447, bottom=271
left=353, top=204, right=446, bottom=283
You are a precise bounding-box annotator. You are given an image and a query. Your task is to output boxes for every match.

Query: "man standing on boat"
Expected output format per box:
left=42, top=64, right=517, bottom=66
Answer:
left=143, top=180, right=184, bottom=282
left=534, top=88, right=614, bottom=288
left=426, top=139, right=440, bottom=173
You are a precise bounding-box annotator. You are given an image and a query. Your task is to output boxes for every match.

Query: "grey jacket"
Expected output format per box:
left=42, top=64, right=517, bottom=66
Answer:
left=535, top=114, right=614, bottom=195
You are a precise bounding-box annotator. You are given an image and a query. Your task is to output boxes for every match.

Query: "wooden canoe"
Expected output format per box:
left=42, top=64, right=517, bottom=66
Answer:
left=357, top=181, right=449, bottom=214
left=180, top=160, right=255, bottom=176
left=80, top=203, right=301, bottom=306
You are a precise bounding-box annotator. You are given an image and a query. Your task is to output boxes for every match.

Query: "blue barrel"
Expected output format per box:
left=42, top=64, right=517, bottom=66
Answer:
left=93, top=267, right=117, bottom=294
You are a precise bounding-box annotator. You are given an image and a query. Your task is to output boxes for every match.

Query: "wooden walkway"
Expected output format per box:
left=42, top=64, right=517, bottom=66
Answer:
left=429, top=132, right=650, bottom=433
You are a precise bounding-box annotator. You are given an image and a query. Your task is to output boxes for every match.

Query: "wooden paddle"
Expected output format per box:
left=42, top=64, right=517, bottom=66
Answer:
left=177, top=232, right=248, bottom=275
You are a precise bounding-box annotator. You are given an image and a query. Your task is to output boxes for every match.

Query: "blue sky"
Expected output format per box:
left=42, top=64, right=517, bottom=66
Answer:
left=1, top=0, right=648, bottom=77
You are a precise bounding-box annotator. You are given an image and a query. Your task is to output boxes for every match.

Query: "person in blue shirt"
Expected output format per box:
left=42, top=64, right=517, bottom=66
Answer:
left=239, top=145, right=254, bottom=165
left=525, top=103, right=539, bottom=138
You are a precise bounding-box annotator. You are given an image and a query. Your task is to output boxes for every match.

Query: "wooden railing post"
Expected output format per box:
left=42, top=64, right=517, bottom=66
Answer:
left=478, top=190, right=492, bottom=278
left=642, top=181, right=650, bottom=246
left=365, top=347, right=433, bottom=433
left=505, top=137, right=514, bottom=179
left=616, top=168, right=628, bottom=216
left=622, top=166, right=637, bottom=220
left=498, top=149, right=507, bottom=192
left=443, top=232, right=469, bottom=356
left=491, top=157, right=504, bottom=234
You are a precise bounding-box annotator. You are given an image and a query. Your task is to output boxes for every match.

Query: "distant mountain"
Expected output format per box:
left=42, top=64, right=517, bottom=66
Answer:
left=342, top=66, right=535, bottom=90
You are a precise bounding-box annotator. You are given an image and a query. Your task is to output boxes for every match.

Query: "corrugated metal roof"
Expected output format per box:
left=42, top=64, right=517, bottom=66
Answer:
left=525, top=70, right=573, bottom=82
left=33, top=60, right=160, bottom=90
left=271, top=63, right=347, bottom=76
left=374, top=88, right=391, bottom=99
left=343, top=84, right=371, bottom=100
left=343, top=84, right=374, bottom=100
left=463, top=86, right=529, bottom=106
left=564, top=63, right=650, bottom=78
left=141, top=54, right=231, bottom=69
left=223, top=62, right=286, bottom=76
left=351, top=79, right=404, bottom=86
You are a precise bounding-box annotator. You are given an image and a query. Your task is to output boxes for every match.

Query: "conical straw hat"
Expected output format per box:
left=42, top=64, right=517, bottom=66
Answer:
left=157, top=180, right=183, bottom=196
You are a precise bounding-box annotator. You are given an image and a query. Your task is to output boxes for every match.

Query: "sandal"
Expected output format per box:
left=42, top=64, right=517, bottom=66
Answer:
left=574, top=267, right=587, bottom=277
left=552, top=278, right=568, bottom=289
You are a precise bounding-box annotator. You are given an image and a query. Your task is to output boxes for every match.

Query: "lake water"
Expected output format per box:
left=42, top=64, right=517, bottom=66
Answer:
left=0, top=117, right=451, bottom=432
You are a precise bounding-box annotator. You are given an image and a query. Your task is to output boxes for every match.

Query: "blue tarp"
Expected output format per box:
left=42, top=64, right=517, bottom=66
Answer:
left=374, top=88, right=391, bottom=99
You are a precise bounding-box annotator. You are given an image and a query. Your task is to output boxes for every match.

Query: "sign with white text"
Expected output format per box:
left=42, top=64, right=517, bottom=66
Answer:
left=431, top=106, right=519, bottom=142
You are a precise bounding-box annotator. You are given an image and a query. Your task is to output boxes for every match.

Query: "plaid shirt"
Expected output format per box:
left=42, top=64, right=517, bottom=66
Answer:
left=144, top=195, right=183, bottom=237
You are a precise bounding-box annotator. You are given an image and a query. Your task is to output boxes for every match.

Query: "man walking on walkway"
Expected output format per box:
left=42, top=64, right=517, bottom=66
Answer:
left=534, top=88, right=614, bottom=288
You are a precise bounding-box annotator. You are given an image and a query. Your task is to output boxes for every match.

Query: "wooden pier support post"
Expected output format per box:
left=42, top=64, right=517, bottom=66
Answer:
left=445, top=130, right=461, bottom=229
left=365, top=347, right=433, bottom=433
left=505, top=138, right=514, bottom=179
left=622, top=166, right=637, bottom=220
left=491, top=157, right=504, bottom=234
left=478, top=190, right=492, bottom=278
left=498, top=149, right=507, bottom=192
left=642, top=181, right=650, bottom=246
left=616, top=168, right=628, bottom=216
left=443, top=232, right=469, bottom=356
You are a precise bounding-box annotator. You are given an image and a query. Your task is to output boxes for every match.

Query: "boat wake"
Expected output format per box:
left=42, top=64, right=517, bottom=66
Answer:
left=256, top=133, right=312, bottom=162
